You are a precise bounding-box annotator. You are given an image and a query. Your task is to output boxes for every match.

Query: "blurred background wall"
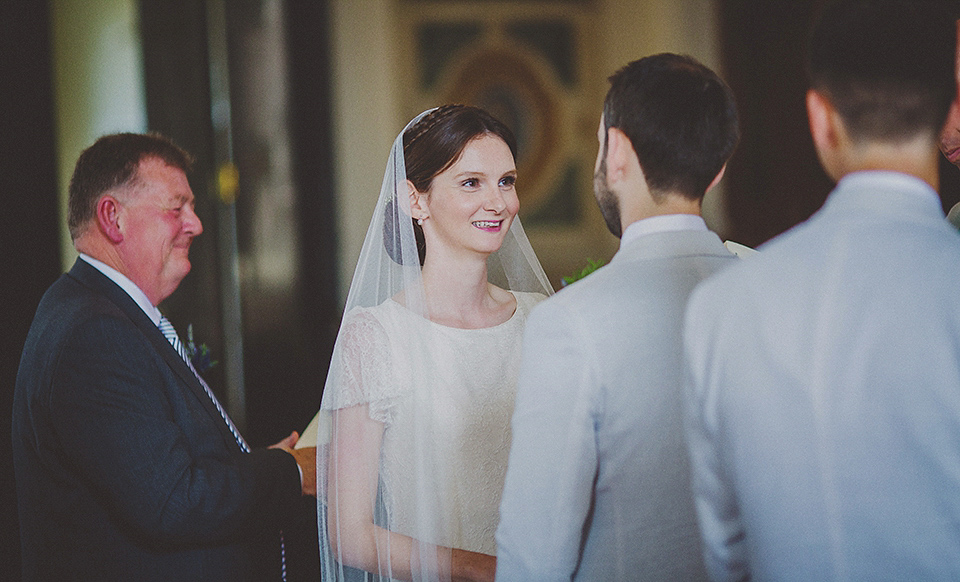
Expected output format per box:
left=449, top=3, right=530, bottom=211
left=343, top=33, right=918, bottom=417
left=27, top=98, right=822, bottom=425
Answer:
left=2, top=0, right=959, bottom=579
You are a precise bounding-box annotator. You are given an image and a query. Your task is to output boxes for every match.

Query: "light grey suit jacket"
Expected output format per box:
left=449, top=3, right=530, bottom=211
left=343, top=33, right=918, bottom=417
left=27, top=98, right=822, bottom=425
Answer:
left=684, top=171, right=960, bottom=581
left=496, top=228, right=736, bottom=581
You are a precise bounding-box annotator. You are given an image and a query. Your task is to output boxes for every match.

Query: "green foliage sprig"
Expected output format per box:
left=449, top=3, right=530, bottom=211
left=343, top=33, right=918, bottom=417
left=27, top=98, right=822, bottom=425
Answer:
left=561, top=258, right=606, bottom=287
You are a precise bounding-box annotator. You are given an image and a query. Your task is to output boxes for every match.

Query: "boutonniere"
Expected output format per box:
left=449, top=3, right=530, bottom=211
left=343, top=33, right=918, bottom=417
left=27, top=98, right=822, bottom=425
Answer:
left=186, top=324, right=218, bottom=373
left=561, top=258, right=605, bottom=287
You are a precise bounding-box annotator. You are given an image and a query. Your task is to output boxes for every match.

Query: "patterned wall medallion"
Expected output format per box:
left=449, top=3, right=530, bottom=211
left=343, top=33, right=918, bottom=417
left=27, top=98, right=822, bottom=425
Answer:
left=403, top=4, right=597, bottom=228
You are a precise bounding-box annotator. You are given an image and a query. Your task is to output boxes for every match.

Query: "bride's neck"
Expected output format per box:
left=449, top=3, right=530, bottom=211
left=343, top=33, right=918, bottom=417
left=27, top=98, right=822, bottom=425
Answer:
left=421, top=253, right=503, bottom=327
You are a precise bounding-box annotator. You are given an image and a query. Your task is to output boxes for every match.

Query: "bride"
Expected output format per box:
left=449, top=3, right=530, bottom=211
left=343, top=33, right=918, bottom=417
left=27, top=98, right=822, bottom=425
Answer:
left=308, top=105, right=553, bottom=581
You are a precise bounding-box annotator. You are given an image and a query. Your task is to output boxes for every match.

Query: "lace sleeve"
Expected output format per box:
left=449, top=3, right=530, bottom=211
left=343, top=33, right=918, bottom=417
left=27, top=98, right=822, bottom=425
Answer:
left=321, top=307, right=400, bottom=423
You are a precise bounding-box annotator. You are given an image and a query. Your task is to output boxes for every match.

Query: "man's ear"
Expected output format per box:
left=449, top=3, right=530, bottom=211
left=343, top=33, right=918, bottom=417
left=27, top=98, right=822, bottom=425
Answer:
left=605, top=127, right=633, bottom=185
left=96, top=195, right=124, bottom=243
left=806, top=89, right=839, bottom=154
left=406, top=180, right=428, bottom=221
left=706, top=163, right=727, bottom=194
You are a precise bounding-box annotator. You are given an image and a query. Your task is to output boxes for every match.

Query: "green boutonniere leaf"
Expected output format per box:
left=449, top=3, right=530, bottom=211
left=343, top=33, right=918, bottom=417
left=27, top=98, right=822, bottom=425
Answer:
left=186, top=324, right=218, bottom=374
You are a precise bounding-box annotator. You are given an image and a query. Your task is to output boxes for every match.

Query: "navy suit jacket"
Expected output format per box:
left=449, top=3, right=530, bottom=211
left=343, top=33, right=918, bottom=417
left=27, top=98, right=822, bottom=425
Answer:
left=12, top=259, right=302, bottom=581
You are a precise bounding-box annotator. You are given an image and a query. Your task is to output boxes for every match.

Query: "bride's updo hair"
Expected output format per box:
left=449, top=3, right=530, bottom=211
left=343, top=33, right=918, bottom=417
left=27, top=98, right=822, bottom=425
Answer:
left=385, top=104, right=518, bottom=265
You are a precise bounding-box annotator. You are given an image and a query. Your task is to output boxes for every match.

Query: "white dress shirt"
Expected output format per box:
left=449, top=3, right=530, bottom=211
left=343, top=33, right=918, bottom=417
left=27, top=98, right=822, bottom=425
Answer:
left=78, top=253, right=161, bottom=324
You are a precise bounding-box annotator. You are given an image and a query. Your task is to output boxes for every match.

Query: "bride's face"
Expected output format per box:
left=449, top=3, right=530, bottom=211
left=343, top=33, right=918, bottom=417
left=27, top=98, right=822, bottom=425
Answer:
left=417, top=134, right=519, bottom=259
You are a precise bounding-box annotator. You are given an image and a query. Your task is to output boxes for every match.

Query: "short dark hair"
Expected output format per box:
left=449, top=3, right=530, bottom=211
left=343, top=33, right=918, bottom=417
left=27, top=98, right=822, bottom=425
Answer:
left=807, top=0, right=958, bottom=142
left=68, top=132, right=193, bottom=240
left=602, top=53, right=740, bottom=202
left=385, top=105, right=517, bottom=265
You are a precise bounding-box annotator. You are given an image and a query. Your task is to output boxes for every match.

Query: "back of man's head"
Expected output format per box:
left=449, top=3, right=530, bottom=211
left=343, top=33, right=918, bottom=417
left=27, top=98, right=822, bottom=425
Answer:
left=68, top=132, right=193, bottom=241
left=602, top=53, right=739, bottom=202
left=807, top=0, right=958, bottom=144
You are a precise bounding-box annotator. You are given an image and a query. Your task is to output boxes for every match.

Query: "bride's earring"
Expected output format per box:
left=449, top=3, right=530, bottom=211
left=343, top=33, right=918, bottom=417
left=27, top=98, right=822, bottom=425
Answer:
left=417, top=217, right=425, bottom=226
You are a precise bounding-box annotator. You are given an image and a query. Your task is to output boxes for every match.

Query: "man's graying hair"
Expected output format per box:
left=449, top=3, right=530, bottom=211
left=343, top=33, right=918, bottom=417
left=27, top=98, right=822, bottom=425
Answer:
left=68, top=132, right=193, bottom=240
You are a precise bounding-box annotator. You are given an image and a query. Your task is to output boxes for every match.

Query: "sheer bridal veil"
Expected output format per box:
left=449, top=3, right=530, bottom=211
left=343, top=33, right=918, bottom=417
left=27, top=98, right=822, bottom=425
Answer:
left=309, top=107, right=552, bottom=582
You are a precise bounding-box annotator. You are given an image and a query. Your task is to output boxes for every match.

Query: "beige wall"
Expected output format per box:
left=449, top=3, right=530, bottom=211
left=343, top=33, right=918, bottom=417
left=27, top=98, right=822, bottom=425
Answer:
left=330, top=0, right=725, bottom=299
left=330, top=0, right=401, bottom=302
left=599, top=0, right=727, bottom=236
left=51, top=0, right=147, bottom=269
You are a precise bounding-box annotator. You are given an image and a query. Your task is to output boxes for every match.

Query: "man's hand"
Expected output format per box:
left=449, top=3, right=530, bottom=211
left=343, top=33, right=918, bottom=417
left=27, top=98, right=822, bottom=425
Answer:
left=269, top=431, right=300, bottom=450
left=270, top=431, right=317, bottom=496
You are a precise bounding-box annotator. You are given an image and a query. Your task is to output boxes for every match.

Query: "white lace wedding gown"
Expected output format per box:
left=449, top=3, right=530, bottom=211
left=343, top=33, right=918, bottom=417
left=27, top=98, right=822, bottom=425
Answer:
left=322, top=290, right=545, bottom=555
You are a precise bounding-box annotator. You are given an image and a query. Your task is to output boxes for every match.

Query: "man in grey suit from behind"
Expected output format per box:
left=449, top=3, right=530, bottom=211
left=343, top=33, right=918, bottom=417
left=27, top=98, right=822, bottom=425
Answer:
left=684, top=1, right=960, bottom=580
left=496, top=53, right=740, bottom=581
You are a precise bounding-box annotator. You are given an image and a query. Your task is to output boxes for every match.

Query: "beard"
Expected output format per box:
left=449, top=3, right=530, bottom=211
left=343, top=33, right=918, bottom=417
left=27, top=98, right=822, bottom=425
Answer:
left=593, top=156, right=622, bottom=238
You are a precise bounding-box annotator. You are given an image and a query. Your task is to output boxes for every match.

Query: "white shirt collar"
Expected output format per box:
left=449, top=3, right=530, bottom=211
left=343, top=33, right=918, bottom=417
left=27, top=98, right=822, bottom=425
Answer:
left=79, top=254, right=162, bottom=325
left=620, top=214, right=707, bottom=249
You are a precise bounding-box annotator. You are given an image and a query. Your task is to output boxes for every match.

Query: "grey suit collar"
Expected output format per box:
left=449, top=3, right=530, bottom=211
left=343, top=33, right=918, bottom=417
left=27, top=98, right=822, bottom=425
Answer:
left=611, top=228, right=732, bottom=265
left=820, top=170, right=944, bottom=222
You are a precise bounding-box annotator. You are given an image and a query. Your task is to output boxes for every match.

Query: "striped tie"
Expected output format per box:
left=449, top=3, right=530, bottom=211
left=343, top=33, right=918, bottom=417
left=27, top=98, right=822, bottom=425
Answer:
left=158, top=316, right=287, bottom=581
left=158, top=316, right=250, bottom=453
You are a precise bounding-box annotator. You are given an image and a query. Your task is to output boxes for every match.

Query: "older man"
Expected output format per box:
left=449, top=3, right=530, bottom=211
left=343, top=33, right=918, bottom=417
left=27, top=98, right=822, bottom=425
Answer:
left=13, top=133, right=315, bottom=581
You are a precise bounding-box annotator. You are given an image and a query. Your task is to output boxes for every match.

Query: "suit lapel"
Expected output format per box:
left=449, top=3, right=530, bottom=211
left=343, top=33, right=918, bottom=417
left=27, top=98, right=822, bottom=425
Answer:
left=68, top=259, right=241, bottom=450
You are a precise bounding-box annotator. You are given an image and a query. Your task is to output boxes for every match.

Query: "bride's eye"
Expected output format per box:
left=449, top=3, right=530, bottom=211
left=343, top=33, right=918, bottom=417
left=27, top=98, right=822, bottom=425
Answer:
left=499, top=176, right=516, bottom=188
left=461, top=178, right=479, bottom=188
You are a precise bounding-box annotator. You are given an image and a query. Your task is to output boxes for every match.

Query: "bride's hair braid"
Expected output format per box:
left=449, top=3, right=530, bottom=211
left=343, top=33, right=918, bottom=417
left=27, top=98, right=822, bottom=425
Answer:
left=402, top=104, right=462, bottom=156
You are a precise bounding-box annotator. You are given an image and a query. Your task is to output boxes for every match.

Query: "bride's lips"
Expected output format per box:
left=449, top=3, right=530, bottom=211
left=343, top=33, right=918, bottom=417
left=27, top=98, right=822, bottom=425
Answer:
left=472, top=220, right=503, bottom=231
